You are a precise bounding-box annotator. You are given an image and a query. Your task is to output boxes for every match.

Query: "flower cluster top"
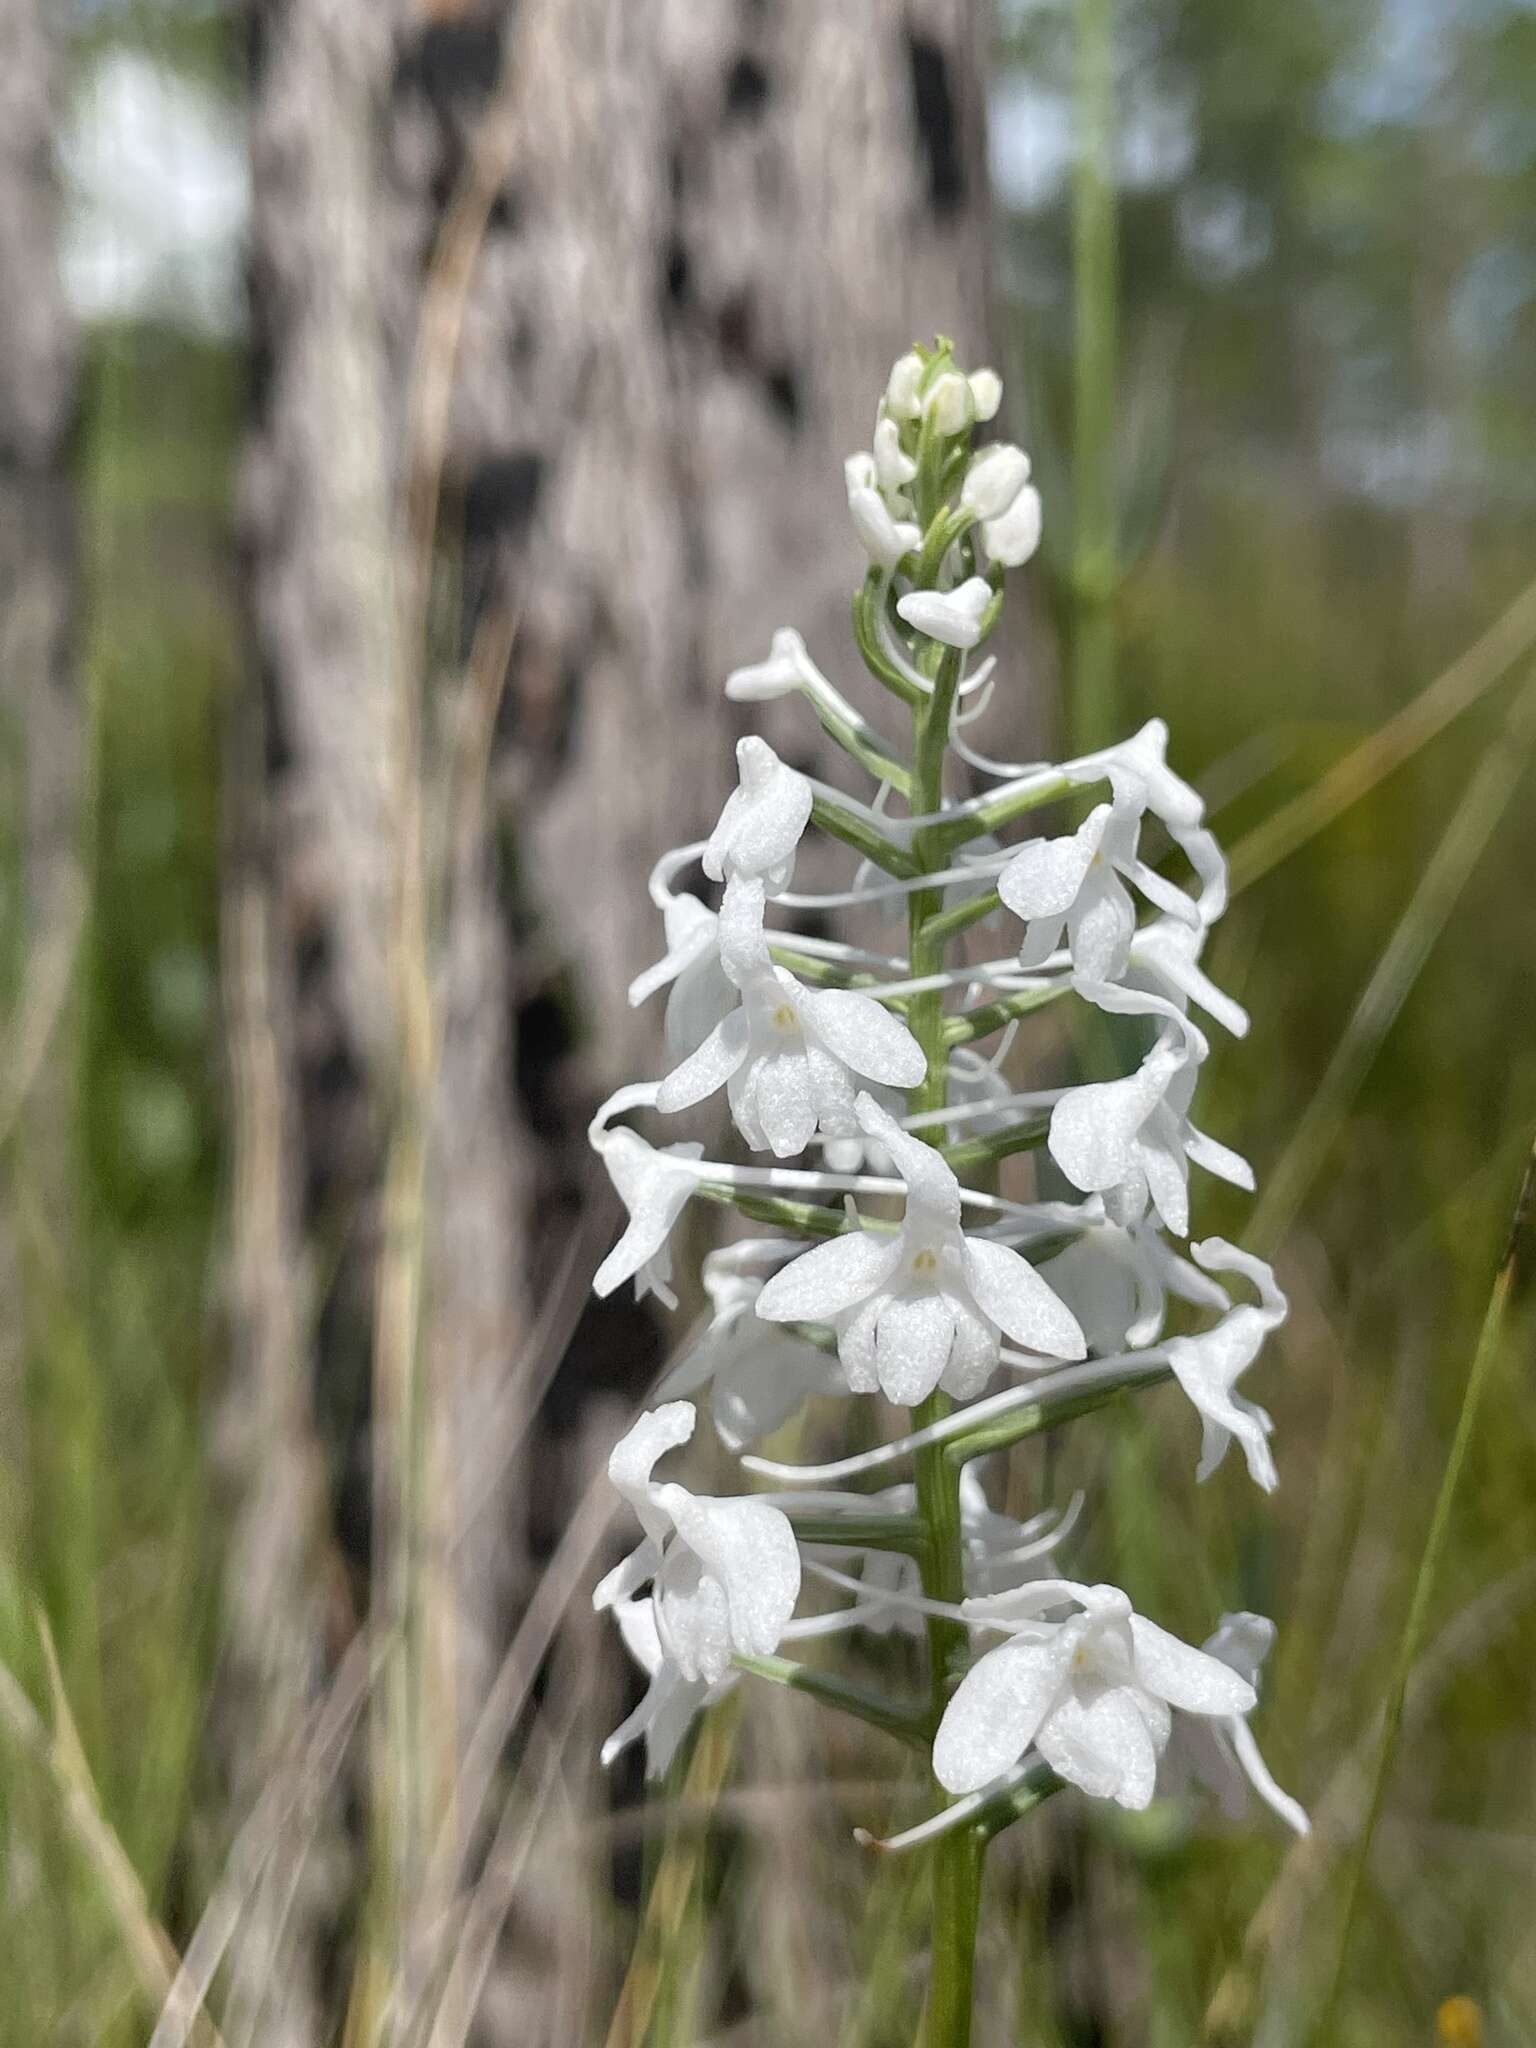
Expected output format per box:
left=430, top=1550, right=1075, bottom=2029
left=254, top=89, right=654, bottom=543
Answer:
left=586, top=341, right=1303, bottom=1849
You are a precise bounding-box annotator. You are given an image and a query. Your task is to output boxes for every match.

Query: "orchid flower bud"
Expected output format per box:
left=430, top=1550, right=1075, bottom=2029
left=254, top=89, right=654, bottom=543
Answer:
left=961, top=444, right=1031, bottom=521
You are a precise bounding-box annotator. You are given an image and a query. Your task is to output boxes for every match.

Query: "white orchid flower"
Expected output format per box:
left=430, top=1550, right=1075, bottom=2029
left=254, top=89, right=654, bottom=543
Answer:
left=885, top=350, right=925, bottom=419
left=1159, top=1612, right=1309, bottom=1834
left=628, top=891, right=735, bottom=1057
left=967, top=367, right=1003, bottom=422
left=923, top=370, right=972, bottom=435
left=656, top=1254, right=840, bottom=1450
left=1064, top=718, right=1227, bottom=921
left=755, top=1093, right=1085, bottom=1405
left=655, top=879, right=926, bottom=1157
left=592, top=1126, right=703, bottom=1304
left=724, top=626, right=810, bottom=703
left=702, top=737, right=813, bottom=894
left=933, top=1580, right=1256, bottom=1805
left=1164, top=1239, right=1287, bottom=1489
left=602, top=1595, right=734, bottom=1778
left=979, top=482, right=1042, bottom=567
left=897, top=576, right=994, bottom=651
left=961, top=444, right=1031, bottom=521
left=1038, top=1204, right=1231, bottom=1354
left=1127, top=915, right=1249, bottom=1038
left=959, top=443, right=1043, bottom=570
left=873, top=414, right=918, bottom=494
left=998, top=785, right=1207, bottom=985
left=594, top=1402, right=801, bottom=1686
left=845, top=451, right=921, bottom=569
left=1048, top=1022, right=1252, bottom=1236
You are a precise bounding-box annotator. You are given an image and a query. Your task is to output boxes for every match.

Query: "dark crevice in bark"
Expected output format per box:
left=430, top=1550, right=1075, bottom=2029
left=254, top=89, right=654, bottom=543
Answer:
left=907, top=30, right=966, bottom=216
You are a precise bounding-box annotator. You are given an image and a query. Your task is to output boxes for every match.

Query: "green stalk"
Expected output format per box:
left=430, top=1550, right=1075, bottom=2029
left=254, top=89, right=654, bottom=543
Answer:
left=732, top=1654, right=930, bottom=1751
left=1071, top=0, right=1119, bottom=755
left=901, top=643, right=986, bottom=2046
left=811, top=792, right=920, bottom=878
left=943, top=986, right=1066, bottom=1046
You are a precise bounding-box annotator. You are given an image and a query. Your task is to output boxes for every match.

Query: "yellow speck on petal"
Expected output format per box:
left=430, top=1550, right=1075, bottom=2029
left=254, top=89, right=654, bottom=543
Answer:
left=1437, top=1996, right=1483, bottom=2047
left=911, top=1248, right=938, bottom=1277
left=772, top=1003, right=797, bottom=1030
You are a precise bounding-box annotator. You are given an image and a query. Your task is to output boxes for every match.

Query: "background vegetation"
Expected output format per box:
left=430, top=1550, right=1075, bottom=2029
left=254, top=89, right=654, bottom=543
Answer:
left=2, top=0, right=1533, bottom=2042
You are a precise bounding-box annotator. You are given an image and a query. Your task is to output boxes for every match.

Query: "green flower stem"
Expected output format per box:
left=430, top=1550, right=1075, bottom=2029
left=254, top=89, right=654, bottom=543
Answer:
left=927, top=772, right=1073, bottom=859
left=733, top=1654, right=932, bottom=1751
left=785, top=1514, right=929, bottom=1556
left=811, top=793, right=921, bottom=879
left=802, top=700, right=912, bottom=796
left=694, top=1184, right=875, bottom=1240
left=943, top=985, right=1066, bottom=1046
left=974, top=1762, right=1065, bottom=1846
left=917, top=888, right=1001, bottom=948
left=916, top=506, right=977, bottom=590
left=854, top=579, right=926, bottom=706
left=766, top=945, right=892, bottom=995
left=939, top=1119, right=1050, bottom=1177
left=895, top=636, right=988, bottom=2048
left=942, top=1360, right=1172, bottom=1468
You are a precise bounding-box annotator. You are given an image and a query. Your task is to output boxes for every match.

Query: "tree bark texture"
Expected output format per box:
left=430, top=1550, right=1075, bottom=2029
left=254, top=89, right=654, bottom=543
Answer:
left=237, top=0, right=994, bottom=2034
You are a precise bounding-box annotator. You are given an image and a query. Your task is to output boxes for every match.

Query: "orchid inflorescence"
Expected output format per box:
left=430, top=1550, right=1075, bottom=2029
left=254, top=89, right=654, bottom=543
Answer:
left=588, top=340, right=1303, bottom=1993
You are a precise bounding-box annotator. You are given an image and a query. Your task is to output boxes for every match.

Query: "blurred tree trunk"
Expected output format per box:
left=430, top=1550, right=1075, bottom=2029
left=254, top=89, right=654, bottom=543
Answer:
left=235, top=0, right=993, bottom=2034
left=0, top=0, right=81, bottom=1567
left=395, top=0, right=995, bottom=1096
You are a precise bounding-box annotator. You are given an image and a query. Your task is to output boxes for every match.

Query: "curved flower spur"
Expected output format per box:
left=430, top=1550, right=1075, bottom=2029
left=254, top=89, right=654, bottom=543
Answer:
left=587, top=340, right=1301, bottom=2042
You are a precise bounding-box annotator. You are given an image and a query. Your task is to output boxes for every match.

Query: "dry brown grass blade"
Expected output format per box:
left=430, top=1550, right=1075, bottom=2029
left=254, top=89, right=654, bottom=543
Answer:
left=1229, top=570, right=1536, bottom=893
left=426, top=1466, right=620, bottom=1918
left=603, top=1697, right=745, bottom=2048
left=151, top=1636, right=377, bottom=2048
left=0, top=1625, right=223, bottom=2048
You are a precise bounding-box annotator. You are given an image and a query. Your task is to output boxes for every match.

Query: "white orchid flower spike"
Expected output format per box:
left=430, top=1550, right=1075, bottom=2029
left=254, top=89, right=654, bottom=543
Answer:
left=703, top=736, right=813, bottom=894
left=656, top=878, right=925, bottom=1157
left=1160, top=1612, right=1309, bottom=1834
left=588, top=346, right=1291, bottom=1958
left=594, top=1402, right=801, bottom=1687
left=1163, top=1238, right=1288, bottom=1489
left=933, top=1580, right=1256, bottom=1806
left=755, top=1093, right=1085, bottom=1405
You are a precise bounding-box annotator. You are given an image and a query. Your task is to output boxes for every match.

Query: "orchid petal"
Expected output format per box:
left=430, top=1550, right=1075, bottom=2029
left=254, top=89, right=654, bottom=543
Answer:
left=655, top=1009, right=752, bottom=1114
left=961, top=1236, right=1086, bottom=1361
left=1129, top=1615, right=1257, bottom=1716
left=997, top=807, right=1111, bottom=923
left=666, top=1491, right=801, bottom=1666
left=873, top=1290, right=958, bottom=1406
left=801, top=988, right=926, bottom=1089
left=933, top=1629, right=1079, bottom=1794
left=755, top=1229, right=902, bottom=1324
